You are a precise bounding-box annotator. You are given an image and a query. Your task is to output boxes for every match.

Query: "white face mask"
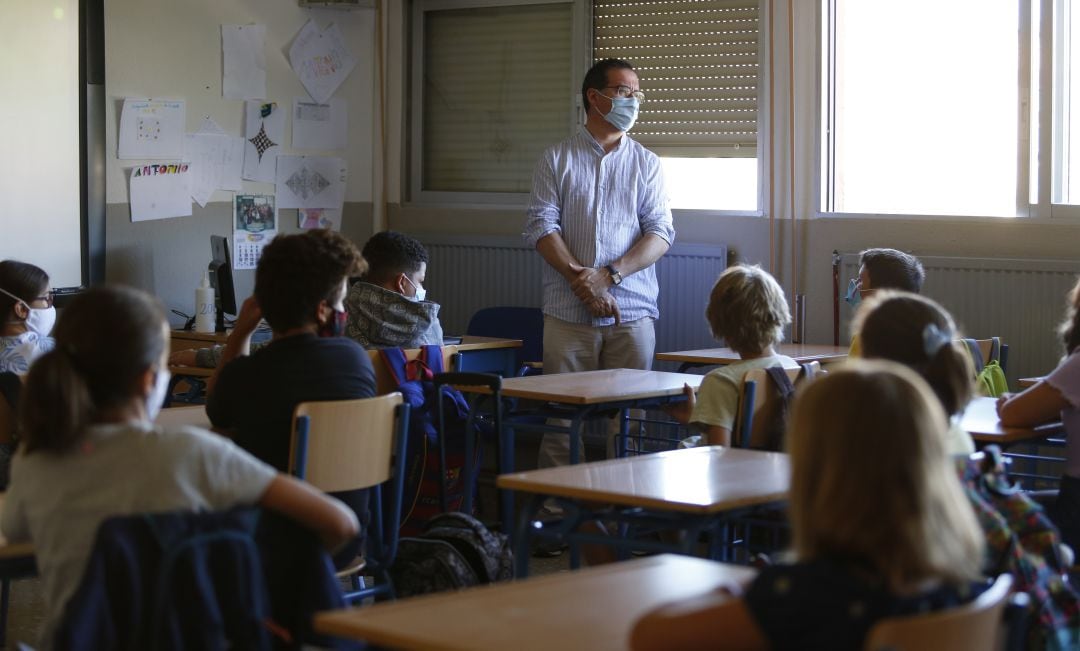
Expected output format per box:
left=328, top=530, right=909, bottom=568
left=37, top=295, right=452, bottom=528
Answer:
left=403, top=274, right=427, bottom=303
left=25, top=305, right=56, bottom=337
left=145, top=369, right=171, bottom=422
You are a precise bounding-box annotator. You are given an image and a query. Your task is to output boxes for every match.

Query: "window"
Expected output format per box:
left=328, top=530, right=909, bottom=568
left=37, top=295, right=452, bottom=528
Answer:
left=410, top=0, right=580, bottom=202
left=594, top=0, right=762, bottom=211
left=821, top=0, right=1021, bottom=217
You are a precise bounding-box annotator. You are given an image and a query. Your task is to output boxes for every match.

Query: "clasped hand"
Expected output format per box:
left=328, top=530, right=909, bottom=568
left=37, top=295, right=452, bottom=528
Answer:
left=568, top=263, right=621, bottom=325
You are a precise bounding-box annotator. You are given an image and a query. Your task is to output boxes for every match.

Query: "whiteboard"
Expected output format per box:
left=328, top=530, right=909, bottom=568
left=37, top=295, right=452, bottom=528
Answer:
left=0, top=0, right=83, bottom=289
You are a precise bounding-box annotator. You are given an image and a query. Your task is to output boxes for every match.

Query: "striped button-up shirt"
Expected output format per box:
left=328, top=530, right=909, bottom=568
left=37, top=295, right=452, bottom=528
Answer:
left=523, top=127, right=674, bottom=326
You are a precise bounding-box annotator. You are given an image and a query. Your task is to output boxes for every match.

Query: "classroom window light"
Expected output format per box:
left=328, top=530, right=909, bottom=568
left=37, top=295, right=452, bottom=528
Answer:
left=822, top=0, right=1019, bottom=217
left=660, top=157, right=757, bottom=211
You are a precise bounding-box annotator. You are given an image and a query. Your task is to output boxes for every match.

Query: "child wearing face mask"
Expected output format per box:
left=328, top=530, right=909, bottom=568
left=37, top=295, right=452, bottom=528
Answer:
left=206, top=229, right=376, bottom=569
left=2, top=285, right=359, bottom=650
left=0, top=260, right=56, bottom=375
left=344, top=230, right=444, bottom=349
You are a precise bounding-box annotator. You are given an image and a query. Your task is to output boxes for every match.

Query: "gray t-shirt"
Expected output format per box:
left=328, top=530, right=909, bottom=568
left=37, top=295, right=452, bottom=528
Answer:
left=0, top=421, right=277, bottom=648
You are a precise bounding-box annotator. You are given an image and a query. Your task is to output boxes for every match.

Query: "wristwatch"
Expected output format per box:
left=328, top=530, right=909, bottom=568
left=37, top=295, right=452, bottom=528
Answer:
left=605, top=264, right=623, bottom=286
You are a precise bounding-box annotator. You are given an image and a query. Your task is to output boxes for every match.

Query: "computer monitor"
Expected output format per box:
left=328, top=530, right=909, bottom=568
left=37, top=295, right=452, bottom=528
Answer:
left=209, top=235, right=238, bottom=333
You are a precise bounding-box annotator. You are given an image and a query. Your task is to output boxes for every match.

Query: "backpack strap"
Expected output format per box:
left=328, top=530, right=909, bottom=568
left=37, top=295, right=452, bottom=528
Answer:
left=378, top=347, right=411, bottom=388
left=961, top=338, right=985, bottom=373
left=421, top=345, right=445, bottom=374
left=764, top=366, right=796, bottom=397
left=990, top=337, right=1001, bottom=364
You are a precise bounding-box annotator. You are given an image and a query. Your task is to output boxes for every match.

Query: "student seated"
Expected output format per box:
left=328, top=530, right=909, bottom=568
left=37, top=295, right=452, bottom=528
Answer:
left=631, top=362, right=987, bottom=651
left=0, top=259, right=56, bottom=374
left=998, top=275, right=1080, bottom=549
left=853, top=291, right=976, bottom=455
left=667, top=264, right=798, bottom=447
left=344, top=230, right=445, bottom=348
left=845, top=248, right=926, bottom=356
left=0, top=285, right=358, bottom=650
left=206, top=229, right=376, bottom=566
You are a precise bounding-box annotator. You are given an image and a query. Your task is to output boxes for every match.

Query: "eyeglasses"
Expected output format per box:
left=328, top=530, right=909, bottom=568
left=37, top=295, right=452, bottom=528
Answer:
left=603, top=85, right=645, bottom=102
left=32, top=291, right=55, bottom=308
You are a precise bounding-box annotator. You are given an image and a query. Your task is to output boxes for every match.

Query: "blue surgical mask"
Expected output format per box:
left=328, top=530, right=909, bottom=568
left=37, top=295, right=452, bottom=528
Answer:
left=601, top=95, right=639, bottom=132
left=403, top=275, right=427, bottom=303
left=844, top=278, right=862, bottom=307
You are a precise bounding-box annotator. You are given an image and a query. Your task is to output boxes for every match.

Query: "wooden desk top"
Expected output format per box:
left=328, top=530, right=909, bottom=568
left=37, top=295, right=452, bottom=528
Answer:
left=155, top=405, right=212, bottom=430
left=657, top=343, right=849, bottom=366
left=1017, top=377, right=1044, bottom=389
left=168, top=365, right=213, bottom=378
left=497, top=446, right=789, bottom=514
left=314, top=554, right=754, bottom=651
left=479, top=368, right=704, bottom=405
left=170, top=329, right=229, bottom=344
left=456, top=336, right=522, bottom=351
left=961, top=396, right=1063, bottom=444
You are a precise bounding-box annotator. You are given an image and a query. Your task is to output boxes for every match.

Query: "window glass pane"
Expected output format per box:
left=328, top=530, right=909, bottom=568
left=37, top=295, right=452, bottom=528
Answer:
left=1054, top=0, right=1080, bottom=203
left=827, top=0, right=1018, bottom=216
left=422, top=4, right=573, bottom=194
left=660, top=157, right=757, bottom=210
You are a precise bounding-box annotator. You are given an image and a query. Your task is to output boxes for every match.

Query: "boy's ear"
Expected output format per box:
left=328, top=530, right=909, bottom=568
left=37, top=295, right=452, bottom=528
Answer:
left=11, top=301, right=28, bottom=320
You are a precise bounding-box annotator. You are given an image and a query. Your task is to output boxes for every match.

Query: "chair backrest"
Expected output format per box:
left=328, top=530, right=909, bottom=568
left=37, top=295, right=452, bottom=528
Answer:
left=862, top=574, right=1013, bottom=651
left=289, top=392, right=405, bottom=493
left=735, top=366, right=802, bottom=450
left=956, top=337, right=1007, bottom=373
left=369, top=345, right=458, bottom=395
left=0, top=371, right=21, bottom=447
left=466, top=306, right=544, bottom=365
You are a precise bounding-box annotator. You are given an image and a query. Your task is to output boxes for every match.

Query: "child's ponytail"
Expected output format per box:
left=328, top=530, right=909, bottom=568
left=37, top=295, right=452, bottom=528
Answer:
left=19, top=347, right=95, bottom=453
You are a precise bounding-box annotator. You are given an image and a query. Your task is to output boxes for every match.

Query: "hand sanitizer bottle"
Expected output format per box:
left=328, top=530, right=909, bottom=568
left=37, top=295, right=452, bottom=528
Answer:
left=194, top=270, right=216, bottom=333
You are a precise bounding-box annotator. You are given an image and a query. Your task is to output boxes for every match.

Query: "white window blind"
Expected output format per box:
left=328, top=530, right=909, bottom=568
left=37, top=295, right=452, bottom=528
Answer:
left=419, top=2, right=574, bottom=194
left=593, top=0, right=759, bottom=156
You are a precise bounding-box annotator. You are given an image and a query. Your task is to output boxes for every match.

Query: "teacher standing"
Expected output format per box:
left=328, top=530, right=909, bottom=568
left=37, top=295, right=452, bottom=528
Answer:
left=523, top=58, right=674, bottom=469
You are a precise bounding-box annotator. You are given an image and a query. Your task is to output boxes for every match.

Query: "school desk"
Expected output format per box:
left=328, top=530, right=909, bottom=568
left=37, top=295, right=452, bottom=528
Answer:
left=464, top=368, right=705, bottom=541
left=961, top=396, right=1064, bottom=445
left=497, top=446, right=789, bottom=577
left=314, top=553, right=756, bottom=651
left=656, top=344, right=849, bottom=372
left=1017, top=377, right=1045, bottom=389
left=452, top=335, right=523, bottom=377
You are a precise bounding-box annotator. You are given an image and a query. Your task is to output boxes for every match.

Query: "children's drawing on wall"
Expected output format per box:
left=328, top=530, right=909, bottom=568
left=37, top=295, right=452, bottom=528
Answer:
left=222, top=24, right=266, bottom=101
left=183, top=117, right=243, bottom=207
left=292, top=98, right=347, bottom=150
left=288, top=20, right=356, bottom=104
left=118, top=99, right=185, bottom=159
left=298, top=208, right=341, bottom=232
left=128, top=163, right=192, bottom=222
left=243, top=101, right=284, bottom=183
left=233, top=194, right=277, bottom=270
left=275, top=155, right=346, bottom=211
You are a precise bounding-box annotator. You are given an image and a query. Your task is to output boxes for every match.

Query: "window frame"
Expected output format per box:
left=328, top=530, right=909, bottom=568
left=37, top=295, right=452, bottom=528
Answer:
left=407, top=0, right=588, bottom=206
left=817, top=0, right=1035, bottom=221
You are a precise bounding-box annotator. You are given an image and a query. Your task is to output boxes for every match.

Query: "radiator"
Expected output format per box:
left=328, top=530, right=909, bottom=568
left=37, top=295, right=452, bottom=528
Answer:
left=839, top=254, right=1080, bottom=383
left=419, top=235, right=727, bottom=363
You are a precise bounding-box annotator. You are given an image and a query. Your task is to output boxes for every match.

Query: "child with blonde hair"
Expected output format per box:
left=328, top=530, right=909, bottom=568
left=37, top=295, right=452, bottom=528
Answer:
left=669, top=264, right=798, bottom=446
left=632, top=362, right=986, bottom=651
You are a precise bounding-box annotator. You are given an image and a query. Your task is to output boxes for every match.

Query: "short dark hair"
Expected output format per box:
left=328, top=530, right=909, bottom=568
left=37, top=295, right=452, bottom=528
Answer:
left=581, top=58, right=635, bottom=115
left=255, top=230, right=366, bottom=331
left=860, top=248, right=925, bottom=293
left=21, top=286, right=167, bottom=453
left=0, top=260, right=49, bottom=319
left=361, top=231, right=429, bottom=285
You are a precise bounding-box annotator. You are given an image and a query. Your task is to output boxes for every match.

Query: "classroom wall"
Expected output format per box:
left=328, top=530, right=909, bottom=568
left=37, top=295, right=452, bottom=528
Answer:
left=103, top=0, right=377, bottom=324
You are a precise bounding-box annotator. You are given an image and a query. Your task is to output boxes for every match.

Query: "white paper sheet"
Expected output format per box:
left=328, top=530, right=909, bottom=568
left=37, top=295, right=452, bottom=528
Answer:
left=183, top=118, right=244, bottom=207
left=298, top=208, right=342, bottom=231
left=129, top=163, right=192, bottom=222
left=288, top=21, right=357, bottom=104
left=118, top=99, right=186, bottom=159
left=243, top=101, right=284, bottom=183
left=275, top=155, right=347, bottom=210
left=222, top=24, right=267, bottom=100
left=291, top=98, right=347, bottom=151
left=233, top=194, right=276, bottom=270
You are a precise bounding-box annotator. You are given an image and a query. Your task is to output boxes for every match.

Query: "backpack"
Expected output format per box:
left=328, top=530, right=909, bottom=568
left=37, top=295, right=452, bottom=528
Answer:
left=389, top=512, right=513, bottom=599
left=755, top=366, right=797, bottom=452
left=963, top=338, right=1010, bottom=398
left=960, top=447, right=1080, bottom=651
left=378, top=345, right=481, bottom=536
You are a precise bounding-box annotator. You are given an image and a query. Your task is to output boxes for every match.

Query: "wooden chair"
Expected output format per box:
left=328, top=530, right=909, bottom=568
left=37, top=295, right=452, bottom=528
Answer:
left=957, top=337, right=1009, bottom=373
left=289, top=392, right=410, bottom=603
left=369, top=345, right=459, bottom=395
left=863, top=574, right=1013, bottom=651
